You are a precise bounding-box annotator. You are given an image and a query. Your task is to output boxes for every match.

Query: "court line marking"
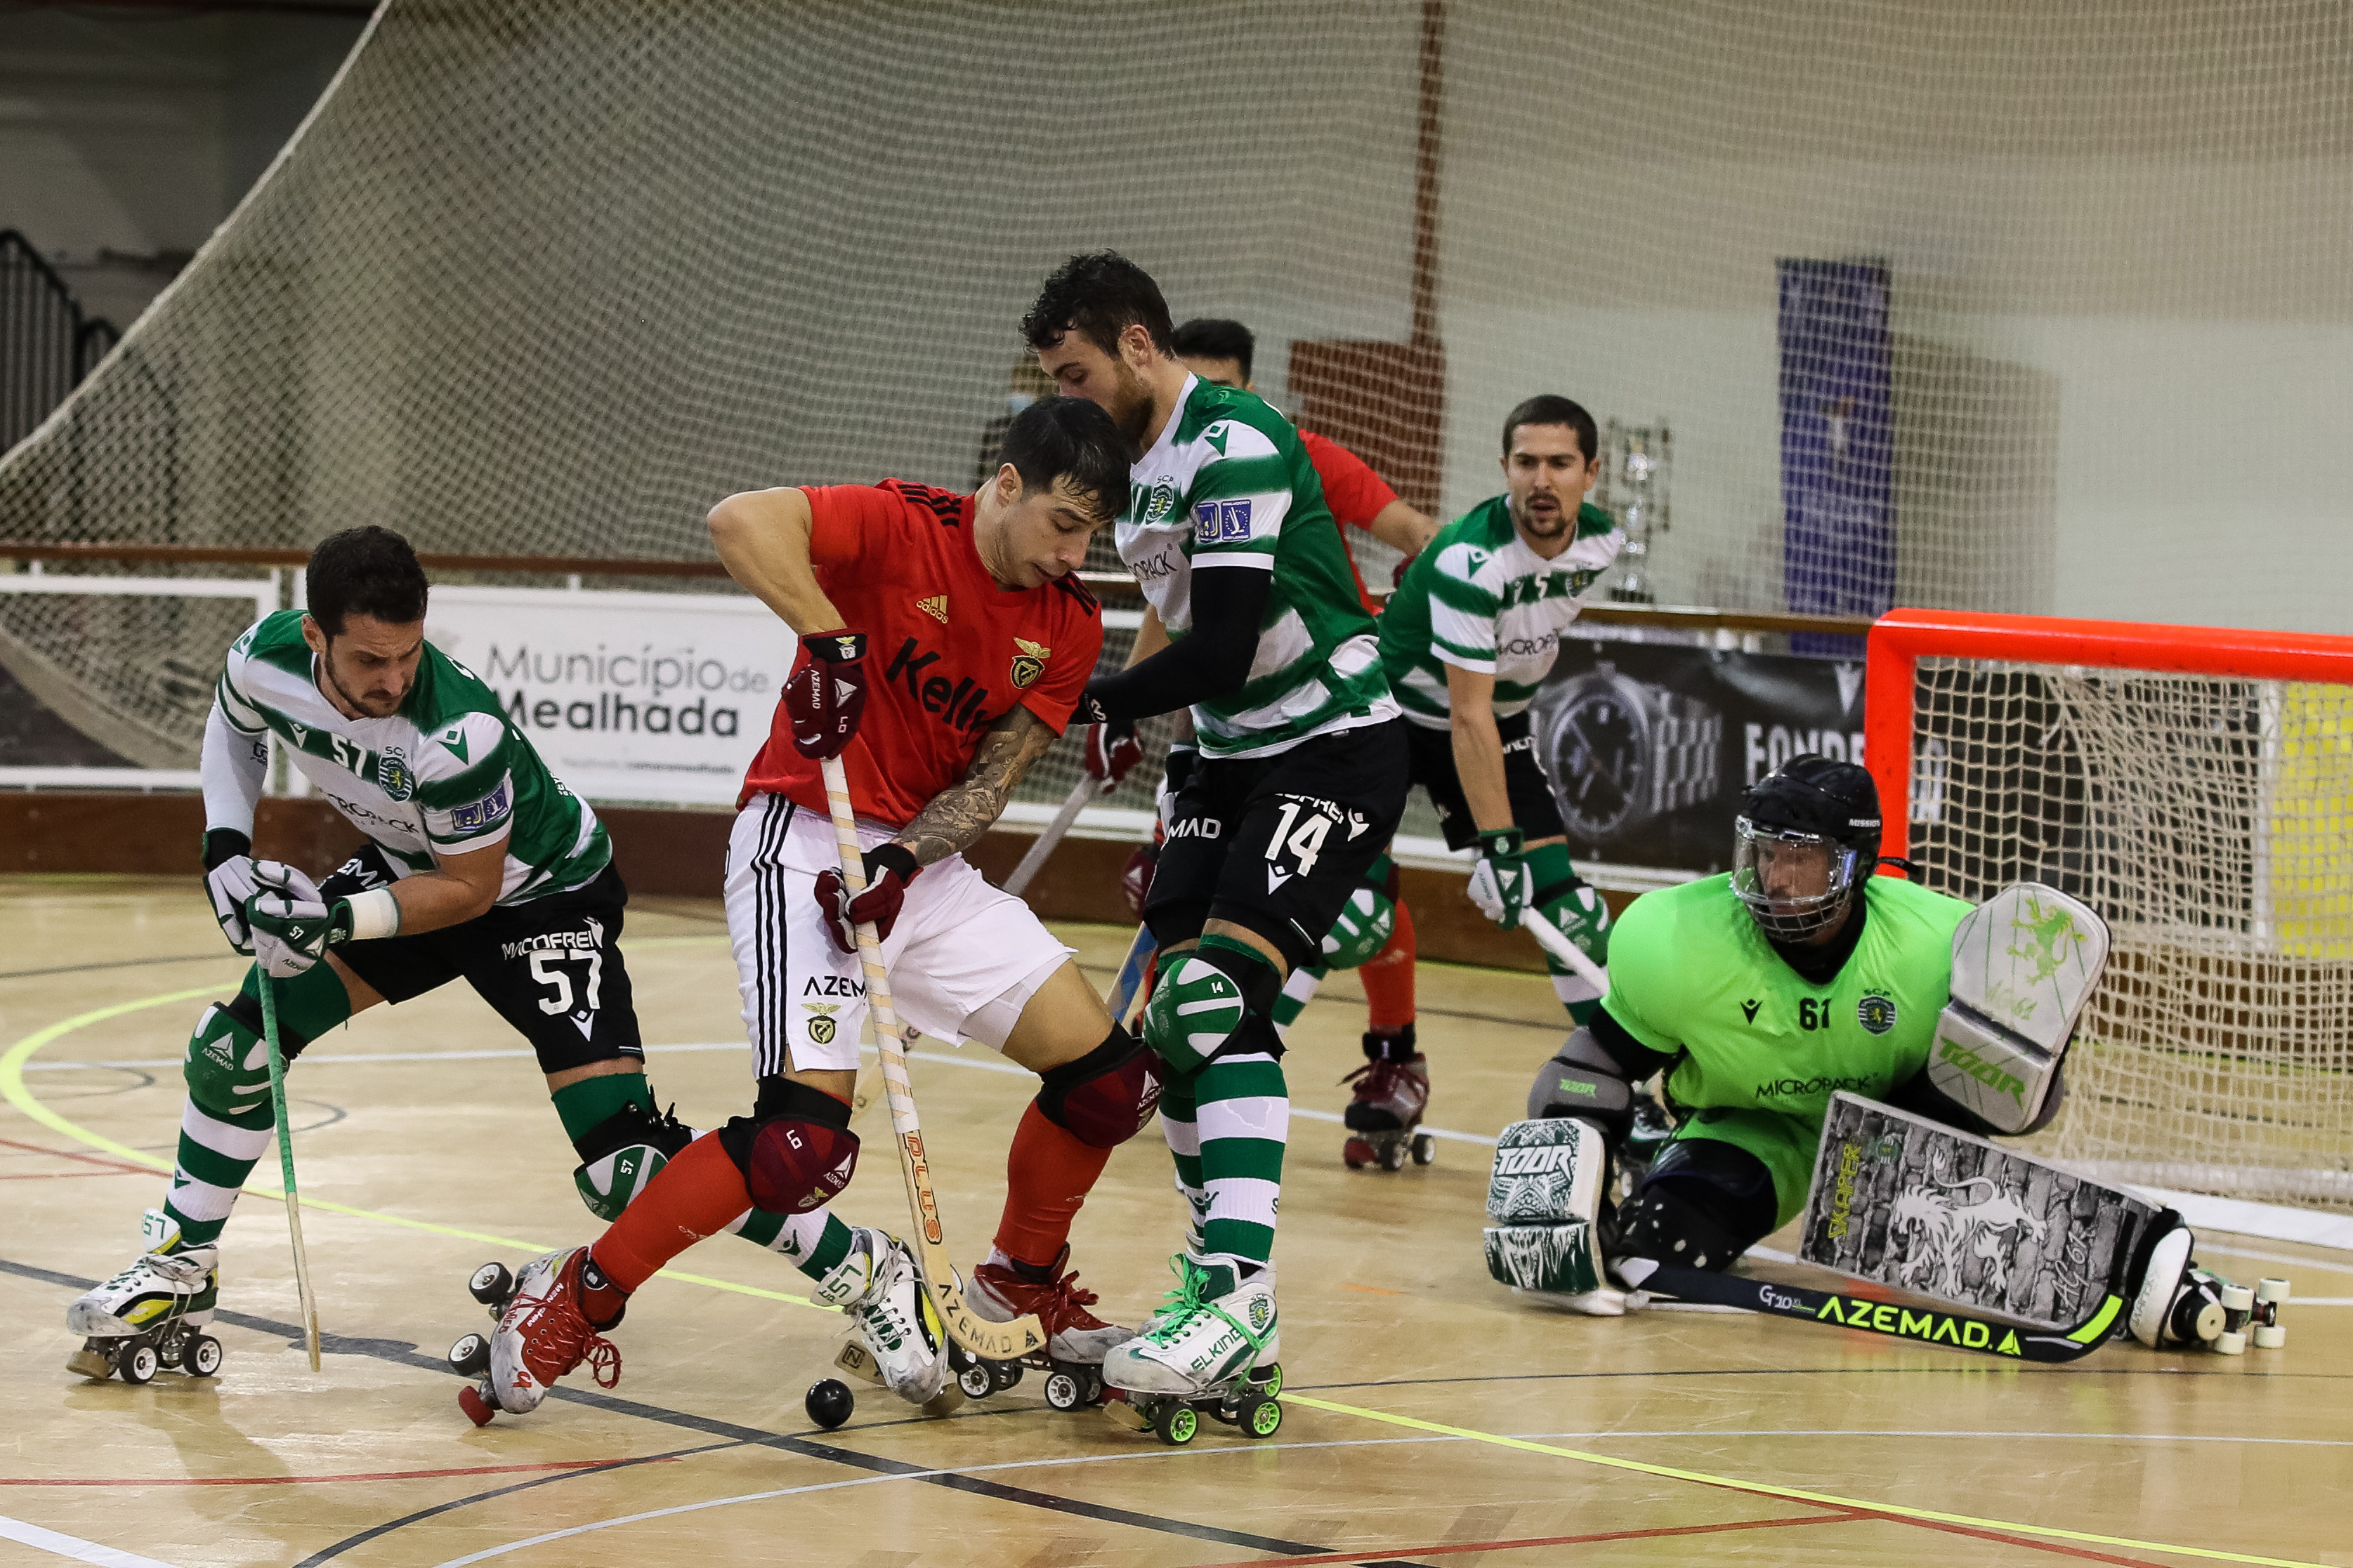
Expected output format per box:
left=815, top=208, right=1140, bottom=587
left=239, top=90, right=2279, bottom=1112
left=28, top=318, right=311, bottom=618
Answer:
left=1170, top=1513, right=1870, bottom=1568
left=1283, top=1395, right=2339, bottom=1568
left=0, top=989, right=823, bottom=1312
left=0, top=1512, right=186, bottom=1568
left=0, top=1458, right=684, bottom=1487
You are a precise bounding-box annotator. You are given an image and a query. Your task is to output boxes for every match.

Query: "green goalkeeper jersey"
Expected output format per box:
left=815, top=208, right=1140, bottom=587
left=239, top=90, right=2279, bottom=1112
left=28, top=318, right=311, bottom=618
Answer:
left=1117, top=376, right=1397, bottom=758
left=1379, top=494, right=1624, bottom=729
left=214, top=610, right=610, bottom=902
left=1604, top=871, right=1972, bottom=1223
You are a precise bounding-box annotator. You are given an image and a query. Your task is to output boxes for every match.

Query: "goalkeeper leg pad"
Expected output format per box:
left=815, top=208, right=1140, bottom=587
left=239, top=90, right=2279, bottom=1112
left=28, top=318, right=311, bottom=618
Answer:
left=1484, top=1118, right=1609, bottom=1300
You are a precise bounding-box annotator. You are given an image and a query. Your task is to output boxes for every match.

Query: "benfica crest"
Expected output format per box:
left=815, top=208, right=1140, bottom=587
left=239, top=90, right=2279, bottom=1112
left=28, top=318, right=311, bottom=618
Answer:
left=802, top=1002, right=840, bottom=1044
left=1010, top=638, right=1050, bottom=690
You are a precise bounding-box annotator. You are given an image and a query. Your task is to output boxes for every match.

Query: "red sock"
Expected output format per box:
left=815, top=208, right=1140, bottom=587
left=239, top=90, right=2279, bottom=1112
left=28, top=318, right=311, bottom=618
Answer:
left=992, top=1101, right=1113, bottom=1269
left=1360, top=898, right=1418, bottom=1035
left=589, top=1133, right=753, bottom=1295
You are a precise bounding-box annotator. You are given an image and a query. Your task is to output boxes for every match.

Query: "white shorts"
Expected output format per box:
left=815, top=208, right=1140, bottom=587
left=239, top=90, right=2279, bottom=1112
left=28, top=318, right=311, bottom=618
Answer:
left=725, top=793, right=1073, bottom=1075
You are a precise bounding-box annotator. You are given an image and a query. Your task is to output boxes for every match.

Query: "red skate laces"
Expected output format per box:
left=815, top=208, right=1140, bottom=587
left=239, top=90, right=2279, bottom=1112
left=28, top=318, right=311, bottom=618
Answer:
left=1339, top=1058, right=1408, bottom=1102
left=979, top=1261, right=1112, bottom=1335
left=508, top=1272, right=623, bottom=1391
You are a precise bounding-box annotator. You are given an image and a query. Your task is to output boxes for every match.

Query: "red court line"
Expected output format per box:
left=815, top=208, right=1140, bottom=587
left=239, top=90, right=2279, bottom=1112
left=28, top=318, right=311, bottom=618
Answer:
left=1179, top=1509, right=1867, bottom=1566
left=1848, top=1508, right=2174, bottom=1567
left=0, top=1136, right=155, bottom=1178
left=0, top=1458, right=679, bottom=1487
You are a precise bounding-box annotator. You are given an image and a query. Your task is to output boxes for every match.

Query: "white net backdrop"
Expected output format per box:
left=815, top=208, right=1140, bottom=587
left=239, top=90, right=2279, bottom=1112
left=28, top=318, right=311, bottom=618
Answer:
left=5, top=0, right=2352, bottom=773
left=1909, top=658, right=2353, bottom=1211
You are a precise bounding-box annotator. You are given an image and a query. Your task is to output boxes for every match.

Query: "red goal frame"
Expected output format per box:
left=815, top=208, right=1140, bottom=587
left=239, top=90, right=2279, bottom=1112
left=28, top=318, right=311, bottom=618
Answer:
left=1863, top=607, right=2353, bottom=867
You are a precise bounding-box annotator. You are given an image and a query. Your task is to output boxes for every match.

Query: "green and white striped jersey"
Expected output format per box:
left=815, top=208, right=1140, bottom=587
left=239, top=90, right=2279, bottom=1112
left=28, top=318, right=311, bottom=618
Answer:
left=1117, top=376, right=1396, bottom=758
left=214, top=611, right=610, bottom=902
left=1379, top=495, right=1625, bottom=728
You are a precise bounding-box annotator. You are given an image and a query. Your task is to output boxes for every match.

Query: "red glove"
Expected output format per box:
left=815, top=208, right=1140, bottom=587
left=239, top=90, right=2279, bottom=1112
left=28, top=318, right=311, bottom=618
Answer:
left=1120, top=841, right=1159, bottom=920
left=1084, top=719, right=1143, bottom=789
left=814, top=843, right=919, bottom=954
left=787, top=630, right=868, bottom=759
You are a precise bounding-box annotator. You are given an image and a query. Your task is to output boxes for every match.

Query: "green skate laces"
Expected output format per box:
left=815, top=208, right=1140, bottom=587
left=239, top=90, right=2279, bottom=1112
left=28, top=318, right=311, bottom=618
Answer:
left=1141, top=1255, right=1268, bottom=1354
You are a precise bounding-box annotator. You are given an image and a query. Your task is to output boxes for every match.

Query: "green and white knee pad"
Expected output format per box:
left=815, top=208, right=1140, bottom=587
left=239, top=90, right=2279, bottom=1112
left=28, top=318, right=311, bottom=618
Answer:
left=1143, top=936, right=1280, bottom=1074
left=1319, top=864, right=1397, bottom=972
left=181, top=966, right=349, bottom=1120
left=1483, top=1117, right=1607, bottom=1296
left=571, top=1102, right=698, bottom=1222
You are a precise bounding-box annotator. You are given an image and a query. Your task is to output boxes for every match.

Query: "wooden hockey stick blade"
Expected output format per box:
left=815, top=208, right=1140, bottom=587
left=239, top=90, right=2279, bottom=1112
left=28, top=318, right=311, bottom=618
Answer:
left=816, top=755, right=1047, bottom=1363
left=253, top=966, right=322, bottom=1371
left=1002, top=775, right=1105, bottom=897
left=1634, top=1262, right=2125, bottom=1363
left=1520, top=907, right=1608, bottom=994
left=1104, top=923, right=1155, bottom=1025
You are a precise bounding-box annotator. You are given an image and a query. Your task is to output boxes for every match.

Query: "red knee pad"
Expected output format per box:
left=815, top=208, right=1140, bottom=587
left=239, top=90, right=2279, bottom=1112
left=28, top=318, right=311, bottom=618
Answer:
left=747, top=1116, right=859, bottom=1213
left=1037, top=1027, right=1163, bottom=1149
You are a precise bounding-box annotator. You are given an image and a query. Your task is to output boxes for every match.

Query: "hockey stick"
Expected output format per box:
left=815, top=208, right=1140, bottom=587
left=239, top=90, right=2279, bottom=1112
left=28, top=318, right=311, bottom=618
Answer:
left=817, top=754, right=1047, bottom=1362
left=1103, top=922, right=1156, bottom=1026
left=1629, top=1260, right=2125, bottom=1364
left=1520, top=906, right=1608, bottom=994
left=1002, top=775, right=1105, bottom=897
left=251, top=966, right=322, bottom=1371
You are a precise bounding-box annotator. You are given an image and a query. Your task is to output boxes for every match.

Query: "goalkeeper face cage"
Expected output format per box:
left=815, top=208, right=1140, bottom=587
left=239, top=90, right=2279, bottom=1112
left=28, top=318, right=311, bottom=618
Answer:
left=1730, top=819, right=1861, bottom=942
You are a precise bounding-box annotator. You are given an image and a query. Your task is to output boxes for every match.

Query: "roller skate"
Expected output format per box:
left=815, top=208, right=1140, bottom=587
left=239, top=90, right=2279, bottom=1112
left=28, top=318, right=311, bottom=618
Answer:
left=948, top=1244, right=1130, bottom=1411
left=452, top=1248, right=623, bottom=1425
left=1100, top=1256, right=1283, bottom=1446
left=1340, top=1028, right=1432, bottom=1171
left=813, top=1228, right=956, bottom=1414
left=65, top=1209, right=225, bottom=1384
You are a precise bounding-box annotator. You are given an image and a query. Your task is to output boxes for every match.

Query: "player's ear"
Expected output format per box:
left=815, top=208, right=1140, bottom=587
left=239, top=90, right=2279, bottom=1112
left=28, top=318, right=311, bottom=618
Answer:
left=300, top=614, right=327, bottom=657
left=993, top=462, right=1024, bottom=508
left=1120, top=322, right=1156, bottom=371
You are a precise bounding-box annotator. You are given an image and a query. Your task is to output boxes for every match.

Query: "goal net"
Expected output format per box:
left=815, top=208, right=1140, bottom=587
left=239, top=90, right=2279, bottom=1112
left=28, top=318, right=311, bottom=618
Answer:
left=2, top=0, right=2347, bottom=810
left=1870, top=610, right=2353, bottom=1212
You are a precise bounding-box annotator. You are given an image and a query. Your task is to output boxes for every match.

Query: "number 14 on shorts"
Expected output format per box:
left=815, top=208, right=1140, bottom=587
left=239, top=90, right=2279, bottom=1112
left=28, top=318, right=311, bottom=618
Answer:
left=1265, top=797, right=1337, bottom=889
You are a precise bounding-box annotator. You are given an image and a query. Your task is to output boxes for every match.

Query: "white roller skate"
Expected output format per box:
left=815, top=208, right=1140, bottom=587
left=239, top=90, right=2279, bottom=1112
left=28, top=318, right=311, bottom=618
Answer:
left=65, top=1209, right=224, bottom=1384
left=1100, top=1256, right=1283, bottom=1446
left=464, top=1247, right=623, bottom=1425
left=951, top=1244, right=1132, bottom=1410
left=813, top=1228, right=948, bottom=1409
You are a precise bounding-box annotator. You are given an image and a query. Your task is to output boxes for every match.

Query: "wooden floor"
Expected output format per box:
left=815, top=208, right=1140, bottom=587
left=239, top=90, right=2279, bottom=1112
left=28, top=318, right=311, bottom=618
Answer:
left=1, top=875, right=2345, bottom=1568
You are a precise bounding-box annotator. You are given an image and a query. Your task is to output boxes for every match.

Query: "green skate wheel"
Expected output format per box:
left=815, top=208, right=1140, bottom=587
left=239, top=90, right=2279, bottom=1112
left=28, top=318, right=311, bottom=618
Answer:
left=121, top=1343, right=159, bottom=1385
left=957, top=1361, right=995, bottom=1400
left=1243, top=1395, right=1283, bottom=1438
left=1155, top=1404, right=1198, bottom=1446
left=1251, top=1362, right=1283, bottom=1399
left=187, top=1335, right=223, bottom=1378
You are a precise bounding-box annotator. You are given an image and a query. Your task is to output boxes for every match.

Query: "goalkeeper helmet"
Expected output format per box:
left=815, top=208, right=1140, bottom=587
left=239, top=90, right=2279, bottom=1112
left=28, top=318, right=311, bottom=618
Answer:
left=1730, top=756, right=1881, bottom=942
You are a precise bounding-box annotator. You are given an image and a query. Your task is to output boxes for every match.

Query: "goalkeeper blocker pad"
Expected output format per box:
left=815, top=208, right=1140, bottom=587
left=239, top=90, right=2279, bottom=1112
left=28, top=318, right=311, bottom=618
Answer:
left=1928, top=882, right=2109, bottom=1135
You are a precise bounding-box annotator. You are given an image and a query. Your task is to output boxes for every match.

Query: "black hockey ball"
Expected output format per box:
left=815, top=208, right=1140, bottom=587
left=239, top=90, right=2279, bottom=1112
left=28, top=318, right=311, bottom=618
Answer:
left=805, top=1378, right=854, bottom=1430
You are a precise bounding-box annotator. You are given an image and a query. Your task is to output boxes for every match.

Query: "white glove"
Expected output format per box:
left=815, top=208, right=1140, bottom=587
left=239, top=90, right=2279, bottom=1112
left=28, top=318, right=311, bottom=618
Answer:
left=248, top=861, right=332, bottom=979
left=204, top=834, right=261, bottom=954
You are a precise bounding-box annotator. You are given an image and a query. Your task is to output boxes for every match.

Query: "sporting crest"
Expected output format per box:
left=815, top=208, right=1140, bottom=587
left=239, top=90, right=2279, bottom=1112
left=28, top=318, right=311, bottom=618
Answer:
left=377, top=744, right=416, bottom=802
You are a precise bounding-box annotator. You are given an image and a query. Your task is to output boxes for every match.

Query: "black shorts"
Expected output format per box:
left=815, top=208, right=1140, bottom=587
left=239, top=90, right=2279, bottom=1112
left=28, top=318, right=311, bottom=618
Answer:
left=322, top=845, right=643, bottom=1076
left=1403, top=710, right=1566, bottom=852
left=1143, top=718, right=1411, bottom=973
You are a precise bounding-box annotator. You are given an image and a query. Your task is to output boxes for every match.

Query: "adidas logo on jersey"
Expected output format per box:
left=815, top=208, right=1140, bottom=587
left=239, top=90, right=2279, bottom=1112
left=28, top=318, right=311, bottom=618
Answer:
left=915, top=595, right=948, bottom=624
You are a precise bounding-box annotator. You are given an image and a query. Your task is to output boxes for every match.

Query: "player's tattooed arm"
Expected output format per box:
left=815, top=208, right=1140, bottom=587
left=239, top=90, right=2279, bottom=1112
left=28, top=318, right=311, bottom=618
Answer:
left=891, top=706, right=1059, bottom=867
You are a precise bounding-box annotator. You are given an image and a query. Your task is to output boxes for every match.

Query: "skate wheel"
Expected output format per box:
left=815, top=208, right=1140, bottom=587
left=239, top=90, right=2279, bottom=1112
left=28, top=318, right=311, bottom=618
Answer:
left=990, top=1359, right=1023, bottom=1394
left=447, top=1332, right=491, bottom=1377
left=458, top=1384, right=496, bottom=1427
left=1081, top=1368, right=1106, bottom=1406
left=2215, top=1331, right=2248, bottom=1355
left=1410, top=1132, right=1436, bottom=1166
left=1154, top=1403, right=1198, bottom=1445
left=1343, top=1138, right=1375, bottom=1169
left=1379, top=1138, right=1407, bottom=1171
left=2254, top=1324, right=2286, bottom=1349
left=468, top=1262, right=515, bottom=1307
left=1044, top=1369, right=1084, bottom=1411
left=1250, top=1362, right=1283, bottom=1399
left=187, top=1335, right=223, bottom=1378
left=957, top=1361, right=996, bottom=1400
left=120, top=1343, right=159, bottom=1385
left=1242, top=1395, right=1283, bottom=1439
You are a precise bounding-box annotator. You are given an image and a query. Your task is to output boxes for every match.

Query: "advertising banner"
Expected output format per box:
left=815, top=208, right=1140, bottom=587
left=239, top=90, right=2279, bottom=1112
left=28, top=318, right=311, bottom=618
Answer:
left=1531, top=638, right=1867, bottom=876
left=424, top=586, right=787, bottom=805
left=1778, top=258, right=1894, bottom=649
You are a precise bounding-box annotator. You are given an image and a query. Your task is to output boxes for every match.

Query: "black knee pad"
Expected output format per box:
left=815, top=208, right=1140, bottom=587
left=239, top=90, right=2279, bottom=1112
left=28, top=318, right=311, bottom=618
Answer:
left=223, top=989, right=310, bottom=1063
left=719, top=1077, right=859, bottom=1215
left=1615, top=1140, right=1779, bottom=1273
left=1037, top=1025, right=1164, bottom=1147
left=571, top=1100, right=695, bottom=1166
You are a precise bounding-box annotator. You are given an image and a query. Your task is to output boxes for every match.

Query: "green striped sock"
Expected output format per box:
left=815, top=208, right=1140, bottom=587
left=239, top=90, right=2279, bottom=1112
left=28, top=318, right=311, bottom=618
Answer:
left=1193, top=1046, right=1288, bottom=1270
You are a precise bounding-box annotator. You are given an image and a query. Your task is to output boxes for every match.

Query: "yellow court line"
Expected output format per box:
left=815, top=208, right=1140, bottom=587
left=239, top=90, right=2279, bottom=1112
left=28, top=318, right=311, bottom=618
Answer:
left=1286, top=1396, right=2338, bottom=1568
left=0, top=985, right=818, bottom=1312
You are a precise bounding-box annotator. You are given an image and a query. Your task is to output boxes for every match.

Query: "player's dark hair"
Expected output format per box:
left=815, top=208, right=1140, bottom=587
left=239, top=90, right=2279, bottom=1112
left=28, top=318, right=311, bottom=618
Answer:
left=1023, top=251, right=1176, bottom=360
left=306, top=525, right=428, bottom=637
left=998, top=397, right=1132, bottom=522
left=1502, top=394, right=1599, bottom=465
left=1171, top=317, right=1254, bottom=383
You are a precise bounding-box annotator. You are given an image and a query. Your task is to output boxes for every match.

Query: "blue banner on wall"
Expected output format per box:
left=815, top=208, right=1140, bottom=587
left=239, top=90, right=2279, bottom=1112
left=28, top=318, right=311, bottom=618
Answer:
left=1778, top=259, right=1894, bottom=640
